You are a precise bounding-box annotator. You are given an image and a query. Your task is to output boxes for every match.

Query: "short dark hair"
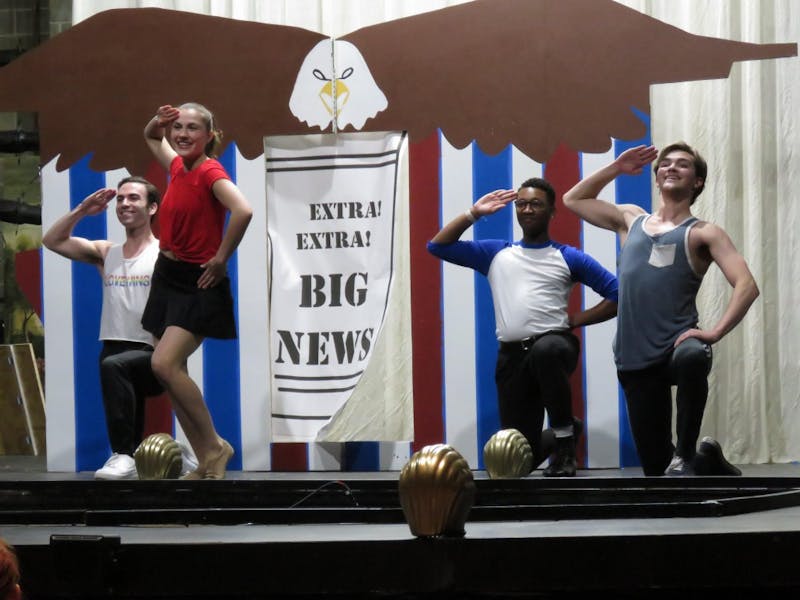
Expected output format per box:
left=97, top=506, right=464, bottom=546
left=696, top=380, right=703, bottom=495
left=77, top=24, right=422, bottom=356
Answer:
left=518, top=177, right=556, bottom=206
left=117, top=176, right=160, bottom=207
left=653, top=141, right=707, bottom=204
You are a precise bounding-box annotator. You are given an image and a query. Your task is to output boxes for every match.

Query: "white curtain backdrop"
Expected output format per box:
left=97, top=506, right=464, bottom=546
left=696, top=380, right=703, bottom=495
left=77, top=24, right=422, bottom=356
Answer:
left=618, top=0, right=800, bottom=464
left=72, top=0, right=800, bottom=465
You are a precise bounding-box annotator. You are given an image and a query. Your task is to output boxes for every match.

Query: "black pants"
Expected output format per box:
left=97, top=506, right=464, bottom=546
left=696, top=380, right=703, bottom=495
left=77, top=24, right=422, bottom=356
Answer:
left=495, top=331, right=580, bottom=467
left=617, top=337, right=712, bottom=476
left=99, top=341, right=164, bottom=456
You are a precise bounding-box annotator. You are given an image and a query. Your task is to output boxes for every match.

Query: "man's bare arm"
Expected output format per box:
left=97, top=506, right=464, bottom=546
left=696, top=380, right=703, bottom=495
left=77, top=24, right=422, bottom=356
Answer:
left=675, top=224, right=759, bottom=347
left=563, top=145, right=657, bottom=235
left=42, top=188, right=115, bottom=265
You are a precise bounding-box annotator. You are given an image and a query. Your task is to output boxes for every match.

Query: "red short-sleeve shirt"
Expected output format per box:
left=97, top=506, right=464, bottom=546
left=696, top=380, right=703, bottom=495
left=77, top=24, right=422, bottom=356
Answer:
left=158, top=156, right=230, bottom=264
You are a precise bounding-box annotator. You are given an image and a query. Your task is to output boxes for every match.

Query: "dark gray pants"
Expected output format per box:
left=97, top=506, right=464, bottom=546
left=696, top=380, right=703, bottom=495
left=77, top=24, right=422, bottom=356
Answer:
left=99, top=341, right=163, bottom=456
left=618, top=337, right=712, bottom=476
left=495, top=331, right=580, bottom=467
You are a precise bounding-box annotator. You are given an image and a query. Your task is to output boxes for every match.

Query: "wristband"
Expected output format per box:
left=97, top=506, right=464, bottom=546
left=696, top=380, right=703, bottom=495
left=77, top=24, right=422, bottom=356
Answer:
left=464, top=208, right=478, bottom=223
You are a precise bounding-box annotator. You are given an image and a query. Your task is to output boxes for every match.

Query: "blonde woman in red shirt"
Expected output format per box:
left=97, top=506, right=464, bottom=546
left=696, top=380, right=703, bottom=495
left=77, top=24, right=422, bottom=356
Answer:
left=143, top=103, right=252, bottom=479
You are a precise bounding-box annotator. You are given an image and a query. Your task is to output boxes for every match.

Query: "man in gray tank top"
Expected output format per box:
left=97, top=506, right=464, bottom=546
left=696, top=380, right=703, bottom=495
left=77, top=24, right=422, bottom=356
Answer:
left=563, top=142, right=759, bottom=476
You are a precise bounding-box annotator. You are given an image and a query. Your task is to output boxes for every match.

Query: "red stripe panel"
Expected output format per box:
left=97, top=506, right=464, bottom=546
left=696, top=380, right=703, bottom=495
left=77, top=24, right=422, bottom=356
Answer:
left=409, top=132, right=445, bottom=453
left=141, top=160, right=173, bottom=439
left=14, top=249, right=41, bottom=318
left=543, top=144, right=586, bottom=465
left=142, top=392, right=174, bottom=440
left=271, top=443, right=309, bottom=471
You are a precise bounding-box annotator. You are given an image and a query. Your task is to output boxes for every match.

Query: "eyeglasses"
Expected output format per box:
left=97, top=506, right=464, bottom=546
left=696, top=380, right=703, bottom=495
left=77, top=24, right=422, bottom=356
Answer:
left=514, top=200, right=548, bottom=210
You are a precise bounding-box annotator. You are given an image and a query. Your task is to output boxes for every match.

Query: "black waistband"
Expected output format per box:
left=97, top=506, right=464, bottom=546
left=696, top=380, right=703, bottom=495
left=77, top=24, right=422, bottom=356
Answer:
left=498, top=330, right=570, bottom=352
left=499, top=337, right=538, bottom=352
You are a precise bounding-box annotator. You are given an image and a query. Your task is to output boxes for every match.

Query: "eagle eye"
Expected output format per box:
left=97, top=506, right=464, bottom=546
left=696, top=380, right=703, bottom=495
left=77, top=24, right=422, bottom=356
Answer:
left=312, top=69, right=330, bottom=81
left=339, top=67, right=354, bottom=80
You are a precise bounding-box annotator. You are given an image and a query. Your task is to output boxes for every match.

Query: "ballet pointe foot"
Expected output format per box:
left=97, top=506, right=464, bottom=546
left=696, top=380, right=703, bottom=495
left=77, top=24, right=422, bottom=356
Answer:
left=203, top=439, right=234, bottom=480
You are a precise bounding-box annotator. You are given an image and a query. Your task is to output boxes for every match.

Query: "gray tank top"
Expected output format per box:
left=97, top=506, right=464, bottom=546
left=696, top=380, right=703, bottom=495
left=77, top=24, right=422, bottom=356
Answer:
left=614, top=214, right=703, bottom=370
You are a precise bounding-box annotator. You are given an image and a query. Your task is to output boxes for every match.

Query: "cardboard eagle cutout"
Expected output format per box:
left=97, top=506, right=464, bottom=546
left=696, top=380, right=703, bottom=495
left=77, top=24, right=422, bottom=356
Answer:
left=0, top=0, right=795, bottom=175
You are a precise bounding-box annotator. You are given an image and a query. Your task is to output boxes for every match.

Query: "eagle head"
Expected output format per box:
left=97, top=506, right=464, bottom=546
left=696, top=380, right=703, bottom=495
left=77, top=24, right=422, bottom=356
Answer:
left=289, top=39, right=387, bottom=131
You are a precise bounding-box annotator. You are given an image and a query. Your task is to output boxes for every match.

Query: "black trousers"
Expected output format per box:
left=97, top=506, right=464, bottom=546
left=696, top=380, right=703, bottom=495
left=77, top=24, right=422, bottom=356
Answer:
left=99, top=340, right=164, bottom=456
left=617, top=337, right=712, bottom=476
left=495, top=331, right=580, bottom=467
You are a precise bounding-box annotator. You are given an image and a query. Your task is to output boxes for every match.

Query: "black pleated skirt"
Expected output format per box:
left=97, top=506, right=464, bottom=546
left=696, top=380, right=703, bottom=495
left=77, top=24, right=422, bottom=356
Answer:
left=141, top=253, right=237, bottom=340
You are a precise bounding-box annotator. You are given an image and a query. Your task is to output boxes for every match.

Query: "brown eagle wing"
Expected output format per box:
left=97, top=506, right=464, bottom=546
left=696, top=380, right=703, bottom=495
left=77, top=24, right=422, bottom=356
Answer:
left=0, top=8, right=326, bottom=174
left=342, top=0, right=796, bottom=161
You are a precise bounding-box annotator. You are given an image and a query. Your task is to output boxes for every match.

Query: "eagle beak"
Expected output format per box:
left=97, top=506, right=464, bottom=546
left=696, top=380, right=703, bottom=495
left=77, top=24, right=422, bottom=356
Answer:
left=319, top=79, right=351, bottom=116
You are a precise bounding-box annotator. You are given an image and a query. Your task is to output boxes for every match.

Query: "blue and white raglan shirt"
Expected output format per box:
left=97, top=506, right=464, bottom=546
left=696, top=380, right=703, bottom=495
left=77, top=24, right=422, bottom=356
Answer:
left=427, top=239, right=619, bottom=342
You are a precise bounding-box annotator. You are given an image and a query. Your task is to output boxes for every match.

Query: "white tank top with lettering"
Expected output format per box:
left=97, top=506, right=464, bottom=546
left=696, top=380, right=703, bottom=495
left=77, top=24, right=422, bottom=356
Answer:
left=98, top=239, right=159, bottom=344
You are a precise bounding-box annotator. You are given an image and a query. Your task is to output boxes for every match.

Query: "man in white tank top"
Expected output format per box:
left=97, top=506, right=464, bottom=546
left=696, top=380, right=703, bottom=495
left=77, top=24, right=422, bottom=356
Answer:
left=43, top=177, right=196, bottom=479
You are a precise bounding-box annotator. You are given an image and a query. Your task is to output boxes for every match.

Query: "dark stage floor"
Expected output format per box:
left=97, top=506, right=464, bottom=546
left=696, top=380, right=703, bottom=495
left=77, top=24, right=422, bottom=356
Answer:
left=3, top=456, right=800, bottom=599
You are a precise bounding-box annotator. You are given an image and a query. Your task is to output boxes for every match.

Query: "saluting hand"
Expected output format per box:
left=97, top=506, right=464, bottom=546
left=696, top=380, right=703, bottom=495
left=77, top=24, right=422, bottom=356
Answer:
left=78, top=188, right=116, bottom=215
left=614, top=145, right=658, bottom=176
left=154, top=104, right=181, bottom=128
left=472, top=189, right=518, bottom=218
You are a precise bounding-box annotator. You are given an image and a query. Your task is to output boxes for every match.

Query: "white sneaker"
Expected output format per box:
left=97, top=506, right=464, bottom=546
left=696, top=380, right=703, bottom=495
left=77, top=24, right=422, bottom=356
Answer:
left=178, top=441, right=199, bottom=476
left=95, top=453, right=138, bottom=480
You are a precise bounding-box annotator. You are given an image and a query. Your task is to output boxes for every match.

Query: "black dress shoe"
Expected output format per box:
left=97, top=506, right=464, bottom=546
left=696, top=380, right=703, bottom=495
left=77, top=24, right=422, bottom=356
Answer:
left=543, top=435, right=577, bottom=477
left=694, top=437, right=742, bottom=476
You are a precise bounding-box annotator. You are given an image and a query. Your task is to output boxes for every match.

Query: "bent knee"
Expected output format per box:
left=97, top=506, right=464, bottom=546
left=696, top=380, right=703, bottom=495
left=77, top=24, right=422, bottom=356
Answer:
left=100, top=354, right=126, bottom=373
left=672, top=339, right=712, bottom=376
left=150, top=355, right=181, bottom=383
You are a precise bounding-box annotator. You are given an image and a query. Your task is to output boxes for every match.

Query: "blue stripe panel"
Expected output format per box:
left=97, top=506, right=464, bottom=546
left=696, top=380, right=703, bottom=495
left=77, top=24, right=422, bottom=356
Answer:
left=202, top=143, right=243, bottom=469
left=614, top=109, right=652, bottom=468
left=471, top=143, right=513, bottom=469
left=69, top=157, right=108, bottom=471
left=614, top=109, right=653, bottom=212
left=343, top=441, right=379, bottom=471
left=437, top=131, right=448, bottom=443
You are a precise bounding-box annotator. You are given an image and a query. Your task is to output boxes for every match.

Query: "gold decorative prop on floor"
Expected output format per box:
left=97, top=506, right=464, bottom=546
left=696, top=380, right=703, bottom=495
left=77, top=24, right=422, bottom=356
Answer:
left=398, top=444, right=475, bottom=538
left=134, top=433, right=183, bottom=480
left=483, top=428, right=533, bottom=479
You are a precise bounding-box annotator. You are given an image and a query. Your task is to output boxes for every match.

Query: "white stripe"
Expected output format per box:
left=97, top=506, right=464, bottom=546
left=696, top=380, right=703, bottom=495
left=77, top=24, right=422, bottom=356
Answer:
left=579, top=149, right=621, bottom=468
left=235, top=148, right=272, bottom=470
left=379, top=441, right=411, bottom=470
left=104, top=168, right=130, bottom=245
left=440, top=135, right=479, bottom=467
left=511, top=147, right=542, bottom=240
left=41, top=160, right=76, bottom=471
left=308, top=442, right=342, bottom=471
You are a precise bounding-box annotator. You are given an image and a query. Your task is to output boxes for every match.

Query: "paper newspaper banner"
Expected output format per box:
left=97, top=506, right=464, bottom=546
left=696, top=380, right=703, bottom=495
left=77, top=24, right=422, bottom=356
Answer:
left=265, top=131, right=412, bottom=442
